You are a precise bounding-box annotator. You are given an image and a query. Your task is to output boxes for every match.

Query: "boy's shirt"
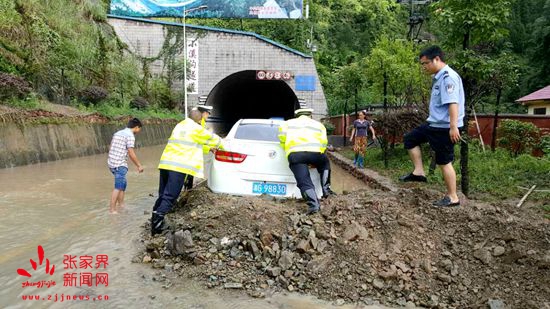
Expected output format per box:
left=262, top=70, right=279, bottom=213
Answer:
left=108, top=128, right=135, bottom=168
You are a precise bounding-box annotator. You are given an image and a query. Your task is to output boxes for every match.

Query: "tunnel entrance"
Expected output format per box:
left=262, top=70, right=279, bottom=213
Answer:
left=206, top=70, right=299, bottom=134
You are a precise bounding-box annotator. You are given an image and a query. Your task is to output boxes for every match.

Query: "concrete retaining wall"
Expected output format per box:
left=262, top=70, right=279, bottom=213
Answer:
left=0, top=122, right=174, bottom=168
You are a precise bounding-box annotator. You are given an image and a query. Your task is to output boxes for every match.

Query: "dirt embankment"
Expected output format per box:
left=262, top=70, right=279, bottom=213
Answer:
left=0, top=104, right=174, bottom=124
left=0, top=104, right=108, bottom=123
left=136, top=178, right=549, bottom=309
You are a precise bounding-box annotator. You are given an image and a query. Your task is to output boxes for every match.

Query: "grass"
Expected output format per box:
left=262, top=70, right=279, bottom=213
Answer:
left=3, top=95, right=44, bottom=109
left=342, top=142, right=550, bottom=204
left=78, top=102, right=182, bottom=120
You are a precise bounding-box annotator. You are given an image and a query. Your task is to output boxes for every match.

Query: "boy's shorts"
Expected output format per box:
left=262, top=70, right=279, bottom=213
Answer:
left=404, top=123, right=461, bottom=165
left=110, top=166, right=128, bottom=191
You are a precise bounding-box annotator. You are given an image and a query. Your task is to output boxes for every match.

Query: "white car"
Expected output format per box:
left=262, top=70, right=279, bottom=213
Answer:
left=207, top=119, right=323, bottom=198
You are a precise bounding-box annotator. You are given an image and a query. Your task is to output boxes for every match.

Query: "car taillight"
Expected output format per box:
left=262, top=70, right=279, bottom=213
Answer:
left=215, top=150, right=247, bottom=163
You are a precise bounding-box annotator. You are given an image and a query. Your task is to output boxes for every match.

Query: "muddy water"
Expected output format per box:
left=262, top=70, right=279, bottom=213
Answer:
left=0, top=146, right=378, bottom=309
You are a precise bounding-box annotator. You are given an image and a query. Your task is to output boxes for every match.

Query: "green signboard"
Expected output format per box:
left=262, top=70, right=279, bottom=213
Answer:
left=110, top=0, right=303, bottom=19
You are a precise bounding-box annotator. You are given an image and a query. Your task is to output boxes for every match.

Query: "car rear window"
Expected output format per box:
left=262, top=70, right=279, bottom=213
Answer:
left=234, top=123, right=280, bottom=142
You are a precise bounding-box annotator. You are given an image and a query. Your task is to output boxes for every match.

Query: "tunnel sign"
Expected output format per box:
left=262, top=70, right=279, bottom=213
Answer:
left=295, top=75, right=316, bottom=91
left=256, top=70, right=293, bottom=81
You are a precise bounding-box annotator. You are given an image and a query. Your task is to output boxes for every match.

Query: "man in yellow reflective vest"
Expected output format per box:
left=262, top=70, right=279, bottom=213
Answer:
left=182, top=105, right=214, bottom=190
left=278, top=108, right=335, bottom=215
left=151, top=109, right=223, bottom=236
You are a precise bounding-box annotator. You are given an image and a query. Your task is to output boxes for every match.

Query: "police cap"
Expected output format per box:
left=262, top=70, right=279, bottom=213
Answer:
left=197, top=105, right=213, bottom=113
left=294, top=108, right=314, bottom=116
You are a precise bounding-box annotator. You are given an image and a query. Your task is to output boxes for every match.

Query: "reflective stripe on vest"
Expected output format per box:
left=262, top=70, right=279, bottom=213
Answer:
left=168, top=139, right=201, bottom=149
left=159, top=160, right=201, bottom=173
left=289, top=142, right=326, bottom=151
left=287, top=125, right=323, bottom=133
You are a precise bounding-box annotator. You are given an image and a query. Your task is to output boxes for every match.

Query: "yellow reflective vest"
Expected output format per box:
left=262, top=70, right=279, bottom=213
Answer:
left=278, top=115, right=328, bottom=157
left=158, top=118, right=223, bottom=178
left=201, top=118, right=211, bottom=155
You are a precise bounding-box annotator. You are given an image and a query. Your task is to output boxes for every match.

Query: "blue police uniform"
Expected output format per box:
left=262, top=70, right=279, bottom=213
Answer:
left=427, top=65, right=465, bottom=128
left=403, top=64, right=465, bottom=165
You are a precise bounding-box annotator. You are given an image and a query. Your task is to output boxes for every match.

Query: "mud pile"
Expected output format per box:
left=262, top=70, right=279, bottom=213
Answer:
left=138, top=185, right=549, bottom=308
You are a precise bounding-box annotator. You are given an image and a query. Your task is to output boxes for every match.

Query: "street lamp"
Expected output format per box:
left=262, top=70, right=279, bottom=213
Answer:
left=183, top=5, right=208, bottom=118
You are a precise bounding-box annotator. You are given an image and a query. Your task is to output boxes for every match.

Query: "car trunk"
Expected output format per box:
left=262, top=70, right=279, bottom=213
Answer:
left=223, top=139, right=293, bottom=182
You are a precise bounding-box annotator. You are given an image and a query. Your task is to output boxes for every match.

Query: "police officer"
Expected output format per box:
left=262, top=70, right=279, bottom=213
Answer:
left=151, top=109, right=223, bottom=235
left=184, top=105, right=215, bottom=190
left=196, top=105, right=213, bottom=128
left=278, top=108, right=336, bottom=215
left=400, top=45, right=465, bottom=207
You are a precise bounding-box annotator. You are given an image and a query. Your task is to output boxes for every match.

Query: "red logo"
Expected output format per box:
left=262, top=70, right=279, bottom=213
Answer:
left=256, top=71, right=266, bottom=80
left=17, top=245, right=55, bottom=277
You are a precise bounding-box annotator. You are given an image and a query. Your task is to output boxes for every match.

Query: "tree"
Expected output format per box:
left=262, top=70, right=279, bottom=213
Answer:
left=430, top=0, right=512, bottom=50
left=336, top=61, right=365, bottom=115
left=499, top=0, right=546, bottom=105
left=429, top=0, right=513, bottom=196
left=528, top=0, right=550, bottom=90
left=487, top=54, right=520, bottom=150
left=310, top=0, right=406, bottom=111
left=363, top=37, right=429, bottom=106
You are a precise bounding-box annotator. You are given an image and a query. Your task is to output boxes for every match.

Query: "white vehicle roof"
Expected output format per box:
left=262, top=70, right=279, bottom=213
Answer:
left=238, top=118, right=285, bottom=125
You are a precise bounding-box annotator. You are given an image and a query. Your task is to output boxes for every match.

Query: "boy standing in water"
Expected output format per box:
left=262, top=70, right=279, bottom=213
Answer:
left=107, top=118, right=144, bottom=214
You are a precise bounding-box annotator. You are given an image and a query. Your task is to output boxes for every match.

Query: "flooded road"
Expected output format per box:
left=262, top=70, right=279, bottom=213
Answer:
left=0, top=146, right=377, bottom=309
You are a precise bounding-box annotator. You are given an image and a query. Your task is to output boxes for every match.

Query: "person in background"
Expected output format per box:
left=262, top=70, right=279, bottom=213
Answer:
left=151, top=109, right=223, bottom=236
left=349, top=110, right=376, bottom=168
left=278, top=108, right=335, bottom=215
left=107, top=118, right=144, bottom=214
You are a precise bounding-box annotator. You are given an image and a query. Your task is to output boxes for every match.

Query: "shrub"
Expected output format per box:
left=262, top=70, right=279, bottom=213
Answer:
left=373, top=109, right=427, bottom=137
left=78, top=86, right=108, bottom=106
left=498, top=119, right=540, bottom=157
left=541, top=135, right=550, bottom=158
left=130, top=96, right=149, bottom=110
left=0, top=72, right=32, bottom=100
left=150, top=79, right=177, bottom=110
left=323, top=121, right=336, bottom=135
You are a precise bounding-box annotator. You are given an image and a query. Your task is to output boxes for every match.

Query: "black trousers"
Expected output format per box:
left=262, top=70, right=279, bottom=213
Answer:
left=288, top=152, right=330, bottom=192
left=153, top=169, right=191, bottom=215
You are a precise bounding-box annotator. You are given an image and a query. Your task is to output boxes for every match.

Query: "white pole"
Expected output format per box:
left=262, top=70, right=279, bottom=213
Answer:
left=472, top=107, right=485, bottom=152
left=183, top=5, right=187, bottom=118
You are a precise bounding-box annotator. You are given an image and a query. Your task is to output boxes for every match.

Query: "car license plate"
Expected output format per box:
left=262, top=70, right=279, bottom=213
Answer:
left=252, top=182, right=287, bottom=195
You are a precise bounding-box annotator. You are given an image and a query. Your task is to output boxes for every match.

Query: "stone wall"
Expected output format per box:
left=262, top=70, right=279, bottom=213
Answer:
left=108, top=16, right=328, bottom=119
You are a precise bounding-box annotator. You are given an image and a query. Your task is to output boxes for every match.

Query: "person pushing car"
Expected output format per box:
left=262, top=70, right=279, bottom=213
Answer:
left=278, top=108, right=336, bottom=215
left=151, top=108, right=223, bottom=236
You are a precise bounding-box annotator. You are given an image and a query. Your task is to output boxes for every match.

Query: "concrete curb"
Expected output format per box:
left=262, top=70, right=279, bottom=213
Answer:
left=326, top=151, right=399, bottom=193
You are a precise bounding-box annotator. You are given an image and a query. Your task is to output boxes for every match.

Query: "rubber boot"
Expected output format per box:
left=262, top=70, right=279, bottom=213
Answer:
left=321, top=170, right=337, bottom=198
left=151, top=212, right=165, bottom=236
left=353, top=154, right=358, bottom=166
left=302, top=189, right=321, bottom=215
left=358, top=156, right=364, bottom=168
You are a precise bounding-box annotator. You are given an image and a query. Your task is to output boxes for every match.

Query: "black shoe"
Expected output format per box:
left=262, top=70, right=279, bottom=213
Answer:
left=321, top=170, right=337, bottom=198
left=151, top=212, right=165, bottom=236
left=399, top=173, right=427, bottom=182
left=432, top=196, right=460, bottom=207
left=307, top=208, right=320, bottom=215
left=322, top=189, right=337, bottom=199
left=302, top=189, right=320, bottom=215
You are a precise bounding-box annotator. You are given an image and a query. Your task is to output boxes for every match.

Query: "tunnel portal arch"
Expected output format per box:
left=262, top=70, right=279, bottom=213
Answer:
left=206, top=70, right=299, bottom=134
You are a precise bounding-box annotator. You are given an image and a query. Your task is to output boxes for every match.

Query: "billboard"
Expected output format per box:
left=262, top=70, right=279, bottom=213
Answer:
left=110, top=0, right=303, bottom=19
